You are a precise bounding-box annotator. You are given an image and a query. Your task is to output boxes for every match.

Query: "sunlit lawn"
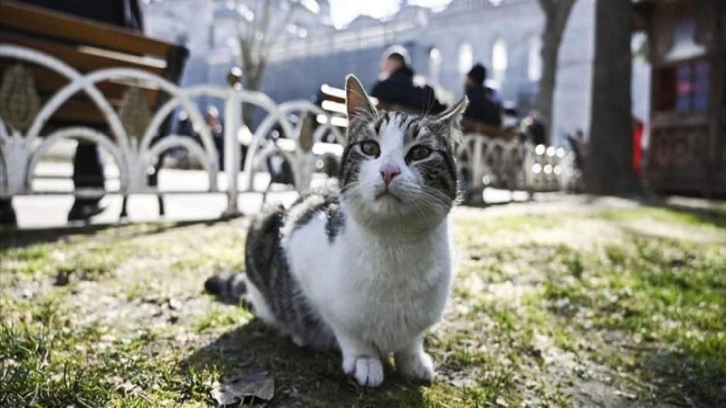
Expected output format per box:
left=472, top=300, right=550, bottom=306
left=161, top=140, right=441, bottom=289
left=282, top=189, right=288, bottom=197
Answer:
left=1, top=201, right=724, bottom=407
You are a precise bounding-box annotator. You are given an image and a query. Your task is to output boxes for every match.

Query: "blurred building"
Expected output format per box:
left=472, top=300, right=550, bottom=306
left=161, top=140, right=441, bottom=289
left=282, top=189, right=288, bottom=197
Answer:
left=142, top=0, right=648, bottom=147
left=142, top=0, right=334, bottom=116
left=635, top=0, right=724, bottom=197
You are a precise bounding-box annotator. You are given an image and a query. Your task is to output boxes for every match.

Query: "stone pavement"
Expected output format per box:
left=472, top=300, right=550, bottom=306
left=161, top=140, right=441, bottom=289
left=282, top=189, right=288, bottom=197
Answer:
left=9, top=158, right=532, bottom=229
left=7, top=159, right=725, bottom=230
left=10, top=161, right=296, bottom=229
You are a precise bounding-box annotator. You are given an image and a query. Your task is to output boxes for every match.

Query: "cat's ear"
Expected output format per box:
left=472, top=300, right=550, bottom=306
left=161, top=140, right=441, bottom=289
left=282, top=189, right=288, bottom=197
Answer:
left=430, top=97, right=468, bottom=131
left=428, top=97, right=468, bottom=145
left=345, top=75, right=376, bottom=123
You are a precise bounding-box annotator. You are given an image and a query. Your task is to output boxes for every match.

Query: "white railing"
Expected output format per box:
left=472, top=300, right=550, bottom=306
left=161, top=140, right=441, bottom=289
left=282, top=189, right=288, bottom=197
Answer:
left=0, top=44, right=342, bottom=219
left=0, top=43, right=575, bottom=221
left=457, top=133, right=576, bottom=202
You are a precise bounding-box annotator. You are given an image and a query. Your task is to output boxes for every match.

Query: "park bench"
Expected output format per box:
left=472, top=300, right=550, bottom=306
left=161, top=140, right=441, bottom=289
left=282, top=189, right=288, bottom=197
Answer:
left=245, top=85, right=345, bottom=193
left=0, top=0, right=189, bottom=215
left=316, top=82, right=516, bottom=136
left=316, top=83, right=568, bottom=203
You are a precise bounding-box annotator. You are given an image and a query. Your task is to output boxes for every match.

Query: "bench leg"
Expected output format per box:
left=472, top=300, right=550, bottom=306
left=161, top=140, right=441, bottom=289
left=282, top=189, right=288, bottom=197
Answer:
left=120, top=195, right=128, bottom=218
left=147, top=151, right=165, bottom=217
left=158, top=195, right=165, bottom=217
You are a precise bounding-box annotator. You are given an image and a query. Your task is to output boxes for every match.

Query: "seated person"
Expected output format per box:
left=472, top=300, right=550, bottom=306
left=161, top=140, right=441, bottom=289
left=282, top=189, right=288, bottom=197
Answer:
left=0, top=0, right=145, bottom=225
left=522, top=110, right=547, bottom=146
left=463, top=64, right=502, bottom=127
left=370, top=46, right=446, bottom=115
left=566, top=129, right=587, bottom=171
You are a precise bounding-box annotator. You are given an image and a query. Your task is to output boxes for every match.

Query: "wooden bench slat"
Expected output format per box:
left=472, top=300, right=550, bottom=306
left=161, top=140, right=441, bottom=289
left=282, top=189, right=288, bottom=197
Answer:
left=461, top=120, right=515, bottom=139
left=318, top=84, right=516, bottom=139
left=0, top=0, right=176, bottom=57
left=48, top=99, right=109, bottom=128
left=38, top=97, right=159, bottom=135
left=45, top=98, right=156, bottom=130
left=0, top=32, right=167, bottom=74
left=0, top=61, right=161, bottom=105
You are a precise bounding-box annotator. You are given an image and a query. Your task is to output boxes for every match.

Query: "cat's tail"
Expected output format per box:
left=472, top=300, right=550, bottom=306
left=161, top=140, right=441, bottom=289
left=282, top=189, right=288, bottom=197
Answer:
left=204, top=272, right=247, bottom=304
left=204, top=203, right=286, bottom=306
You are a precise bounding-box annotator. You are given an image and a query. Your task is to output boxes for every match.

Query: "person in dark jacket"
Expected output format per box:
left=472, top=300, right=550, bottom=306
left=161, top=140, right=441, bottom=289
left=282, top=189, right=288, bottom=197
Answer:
left=370, top=46, right=446, bottom=115
left=19, top=0, right=144, bottom=30
left=462, top=64, right=502, bottom=127
left=0, top=0, right=145, bottom=225
left=522, top=110, right=547, bottom=146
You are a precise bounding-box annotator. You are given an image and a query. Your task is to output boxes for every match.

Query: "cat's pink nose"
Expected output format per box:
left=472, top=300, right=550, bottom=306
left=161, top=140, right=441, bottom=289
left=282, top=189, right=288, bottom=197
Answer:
left=380, top=165, right=401, bottom=186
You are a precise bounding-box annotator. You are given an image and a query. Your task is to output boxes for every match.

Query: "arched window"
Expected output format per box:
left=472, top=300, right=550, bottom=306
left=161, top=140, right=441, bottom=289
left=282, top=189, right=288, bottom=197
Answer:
left=458, top=42, right=473, bottom=75
left=428, top=47, right=441, bottom=83
left=492, top=39, right=508, bottom=85
left=528, top=36, right=542, bottom=82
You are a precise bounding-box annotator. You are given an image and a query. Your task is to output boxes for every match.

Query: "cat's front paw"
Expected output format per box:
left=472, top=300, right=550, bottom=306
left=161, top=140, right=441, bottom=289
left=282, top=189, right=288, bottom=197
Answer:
left=395, top=351, right=435, bottom=383
left=342, top=355, right=384, bottom=387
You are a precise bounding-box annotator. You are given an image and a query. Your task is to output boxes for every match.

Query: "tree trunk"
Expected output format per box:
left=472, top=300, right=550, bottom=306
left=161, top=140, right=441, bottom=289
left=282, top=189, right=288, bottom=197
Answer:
left=534, top=0, right=577, bottom=143
left=585, top=0, right=640, bottom=195
left=534, top=18, right=563, bottom=143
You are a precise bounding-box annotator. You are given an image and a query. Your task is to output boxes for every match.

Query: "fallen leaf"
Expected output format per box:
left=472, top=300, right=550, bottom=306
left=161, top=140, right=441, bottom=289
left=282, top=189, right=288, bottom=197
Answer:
left=211, top=368, right=275, bottom=405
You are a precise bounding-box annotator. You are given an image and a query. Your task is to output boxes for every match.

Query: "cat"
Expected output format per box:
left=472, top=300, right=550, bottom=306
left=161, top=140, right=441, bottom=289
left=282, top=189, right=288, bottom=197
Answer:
left=206, top=75, right=467, bottom=387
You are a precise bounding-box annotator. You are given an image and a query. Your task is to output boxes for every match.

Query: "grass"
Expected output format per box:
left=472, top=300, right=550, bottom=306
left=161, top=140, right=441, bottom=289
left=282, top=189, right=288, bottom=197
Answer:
left=1, top=202, right=725, bottom=407
left=542, top=238, right=726, bottom=404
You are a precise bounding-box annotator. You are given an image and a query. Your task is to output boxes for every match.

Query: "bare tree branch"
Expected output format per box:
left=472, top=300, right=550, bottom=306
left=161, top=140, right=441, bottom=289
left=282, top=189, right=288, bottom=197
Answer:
left=259, top=4, right=299, bottom=62
left=221, top=0, right=317, bottom=125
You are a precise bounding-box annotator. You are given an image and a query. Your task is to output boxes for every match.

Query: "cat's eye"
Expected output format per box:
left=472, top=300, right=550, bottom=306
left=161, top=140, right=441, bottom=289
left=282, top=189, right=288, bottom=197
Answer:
left=359, top=141, right=380, bottom=157
left=406, top=146, right=432, bottom=162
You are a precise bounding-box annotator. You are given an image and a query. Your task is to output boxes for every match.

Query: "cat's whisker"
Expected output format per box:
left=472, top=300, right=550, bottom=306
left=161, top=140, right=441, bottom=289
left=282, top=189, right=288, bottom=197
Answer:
left=417, top=186, right=450, bottom=206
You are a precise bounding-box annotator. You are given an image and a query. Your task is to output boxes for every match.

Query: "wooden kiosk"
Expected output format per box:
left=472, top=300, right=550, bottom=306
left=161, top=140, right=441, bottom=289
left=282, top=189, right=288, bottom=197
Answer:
left=636, top=0, right=725, bottom=196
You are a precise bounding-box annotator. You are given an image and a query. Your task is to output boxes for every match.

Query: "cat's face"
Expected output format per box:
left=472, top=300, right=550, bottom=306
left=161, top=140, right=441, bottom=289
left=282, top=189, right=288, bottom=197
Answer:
left=340, top=75, right=467, bottom=228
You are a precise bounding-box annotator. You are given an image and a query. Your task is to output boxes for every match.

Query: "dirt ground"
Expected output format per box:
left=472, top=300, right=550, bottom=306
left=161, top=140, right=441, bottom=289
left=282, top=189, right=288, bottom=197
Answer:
left=1, top=197, right=724, bottom=407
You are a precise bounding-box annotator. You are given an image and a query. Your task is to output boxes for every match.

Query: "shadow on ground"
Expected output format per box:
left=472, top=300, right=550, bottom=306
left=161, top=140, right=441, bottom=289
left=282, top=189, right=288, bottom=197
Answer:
left=651, top=204, right=726, bottom=229
left=0, top=216, right=241, bottom=251
left=638, top=195, right=726, bottom=229
left=181, top=318, right=428, bottom=407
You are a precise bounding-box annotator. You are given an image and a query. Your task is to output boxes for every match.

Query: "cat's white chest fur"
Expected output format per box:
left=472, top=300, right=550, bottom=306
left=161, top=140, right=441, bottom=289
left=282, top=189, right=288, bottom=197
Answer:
left=284, top=213, right=453, bottom=354
left=242, top=74, right=467, bottom=388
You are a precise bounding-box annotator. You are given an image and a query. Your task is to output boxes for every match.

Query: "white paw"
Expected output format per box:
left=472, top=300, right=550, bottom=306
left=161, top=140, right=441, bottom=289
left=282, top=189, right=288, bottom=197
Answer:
left=396, top=351, right=435, bottom=382
left=342, top=356, right=384, bottom=387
